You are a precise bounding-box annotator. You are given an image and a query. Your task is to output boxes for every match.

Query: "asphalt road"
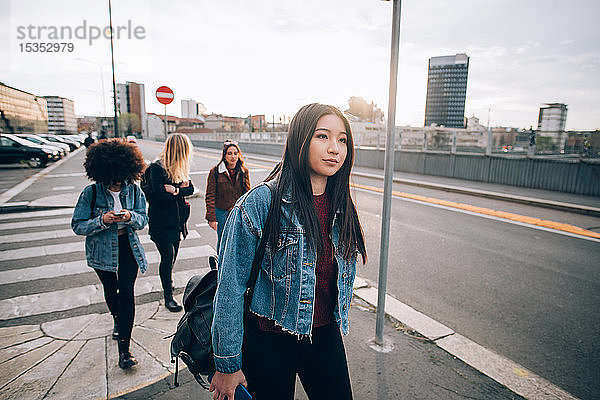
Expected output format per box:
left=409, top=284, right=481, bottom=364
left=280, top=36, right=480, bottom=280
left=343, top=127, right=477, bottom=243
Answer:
left=1, top=139, right=598, bottom=399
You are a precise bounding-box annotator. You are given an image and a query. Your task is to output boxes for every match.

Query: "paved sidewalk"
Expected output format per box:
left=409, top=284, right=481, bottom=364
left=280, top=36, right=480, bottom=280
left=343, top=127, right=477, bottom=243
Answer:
left=0, top=293, right=184, bottom=399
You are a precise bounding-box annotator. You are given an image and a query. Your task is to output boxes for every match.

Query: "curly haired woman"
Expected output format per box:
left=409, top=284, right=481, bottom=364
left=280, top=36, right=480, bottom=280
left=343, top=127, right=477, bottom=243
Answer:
left=71, top=139, right=148, bottom=369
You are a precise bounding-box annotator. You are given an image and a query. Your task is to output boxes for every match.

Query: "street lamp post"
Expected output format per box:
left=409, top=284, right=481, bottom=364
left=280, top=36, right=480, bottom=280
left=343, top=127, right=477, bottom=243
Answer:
left=375, top=0, right=402, bottom=346
left=108, top=0, right=119, bottom=138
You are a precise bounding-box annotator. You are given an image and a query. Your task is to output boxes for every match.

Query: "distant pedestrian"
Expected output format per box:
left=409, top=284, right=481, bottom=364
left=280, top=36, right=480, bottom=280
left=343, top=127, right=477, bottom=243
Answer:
left=83, top=132, right=95, bottom=148
left=204, top=140, right=251, bottom=258
left=71, top=139, right=148, bottom=370
left=142, top=133, right=194, bottom=312
left=209, top=103, right=367, bottom=400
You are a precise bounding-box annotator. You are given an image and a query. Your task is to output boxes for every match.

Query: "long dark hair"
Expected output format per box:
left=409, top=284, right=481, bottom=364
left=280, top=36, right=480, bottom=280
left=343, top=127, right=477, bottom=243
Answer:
left=265, top=103, right=366, bottom=263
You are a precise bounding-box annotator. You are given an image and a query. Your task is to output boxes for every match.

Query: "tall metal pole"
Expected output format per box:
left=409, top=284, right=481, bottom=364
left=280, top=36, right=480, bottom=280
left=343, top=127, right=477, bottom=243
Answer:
left=108, top=0, right=119, bottom=138
left=375, top=0, right=402, bottom=345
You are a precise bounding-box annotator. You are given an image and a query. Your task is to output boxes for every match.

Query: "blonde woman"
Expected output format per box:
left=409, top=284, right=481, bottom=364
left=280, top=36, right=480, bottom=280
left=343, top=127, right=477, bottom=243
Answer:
left=142, top=133, right=194, bottom=312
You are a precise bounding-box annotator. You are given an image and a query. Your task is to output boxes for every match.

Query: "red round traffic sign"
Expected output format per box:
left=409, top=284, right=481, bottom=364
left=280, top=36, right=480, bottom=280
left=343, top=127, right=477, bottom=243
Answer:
left=155, top=86, right=174, bottom=105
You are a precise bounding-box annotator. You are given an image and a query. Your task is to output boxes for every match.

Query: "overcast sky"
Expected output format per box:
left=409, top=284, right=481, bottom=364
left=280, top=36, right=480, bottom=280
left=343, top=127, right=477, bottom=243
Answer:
left=1, top=0, right=599, bottom=130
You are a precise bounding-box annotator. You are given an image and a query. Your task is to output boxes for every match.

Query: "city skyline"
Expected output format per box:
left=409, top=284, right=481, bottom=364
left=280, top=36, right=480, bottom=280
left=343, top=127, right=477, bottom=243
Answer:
left=1, top=0, right=599, bottom=130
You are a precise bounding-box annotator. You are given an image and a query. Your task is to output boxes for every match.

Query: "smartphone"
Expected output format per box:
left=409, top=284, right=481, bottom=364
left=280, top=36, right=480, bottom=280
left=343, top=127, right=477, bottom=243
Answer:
left=114, top=211, right=126, bottom=216
left=208, top=372, right=252, bottom=400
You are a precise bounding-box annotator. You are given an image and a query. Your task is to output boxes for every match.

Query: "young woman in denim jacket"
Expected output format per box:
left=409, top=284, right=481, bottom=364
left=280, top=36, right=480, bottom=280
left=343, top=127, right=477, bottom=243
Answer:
left=72, top=139, right=148, bottom=370
left=210, top=104, right=367, bottom=400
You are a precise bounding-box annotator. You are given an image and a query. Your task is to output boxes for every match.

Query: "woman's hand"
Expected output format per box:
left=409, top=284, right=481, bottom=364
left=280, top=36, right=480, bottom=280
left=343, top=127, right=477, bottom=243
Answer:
left=209, top=370, right=247, bottom=400
left=180, top=180, right=190, bottom=188
left=164, top=184, right=179, bottom=195
left=102, top=210, right=130, bottom=225
left=209, top=221, right=218, bottom=231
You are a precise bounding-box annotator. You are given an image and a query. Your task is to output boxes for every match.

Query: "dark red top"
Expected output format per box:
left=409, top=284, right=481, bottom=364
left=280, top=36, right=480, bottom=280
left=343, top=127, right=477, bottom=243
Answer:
left=257, top=192, right=338, bottom=332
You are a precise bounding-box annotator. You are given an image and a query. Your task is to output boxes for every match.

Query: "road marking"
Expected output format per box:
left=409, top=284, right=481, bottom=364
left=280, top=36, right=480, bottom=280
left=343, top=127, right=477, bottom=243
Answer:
left=0, top=208, right=74, bottom=221
left=0, top=231, right=200, bottom=261
left=45, top=172, right=86, bottom=178
left=352, top=283, right=578, bottom=400
left=51, top=186, right=75, bottom=191
left=352, top=183, right=600, bottom=241
left=0, top=266, right=211, bottom=320
left=0, top=228, right=75, bottom=243
left=0, top=147, right=85, bottom=207
left=0, top=217, right=71, bottom=231
left=0, top=244, right=212, bottom=285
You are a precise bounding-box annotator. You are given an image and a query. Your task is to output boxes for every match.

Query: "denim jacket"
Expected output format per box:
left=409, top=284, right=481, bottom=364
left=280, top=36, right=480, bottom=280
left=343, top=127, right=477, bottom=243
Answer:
left=211, top=182, right=359, bottom=373
left=71, top=183, right=149, bottom=273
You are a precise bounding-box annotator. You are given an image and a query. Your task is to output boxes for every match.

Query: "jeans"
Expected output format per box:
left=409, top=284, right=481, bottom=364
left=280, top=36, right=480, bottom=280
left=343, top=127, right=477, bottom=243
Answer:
left=94, top=234, right=138, bottom=342
left=153, top=239, right=180, bottom=298
left=215, top=207, right=230, bottom=252
left=242, top=320, right=353, bottom=400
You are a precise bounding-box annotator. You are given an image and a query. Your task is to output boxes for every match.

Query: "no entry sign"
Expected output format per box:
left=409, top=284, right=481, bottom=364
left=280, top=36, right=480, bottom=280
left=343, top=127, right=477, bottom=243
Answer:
left=155, top=86, right=174, bottom=105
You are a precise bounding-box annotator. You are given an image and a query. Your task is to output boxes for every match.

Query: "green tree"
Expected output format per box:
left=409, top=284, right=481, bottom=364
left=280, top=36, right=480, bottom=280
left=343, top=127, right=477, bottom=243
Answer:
left=118, top=113, right=141, bottom=136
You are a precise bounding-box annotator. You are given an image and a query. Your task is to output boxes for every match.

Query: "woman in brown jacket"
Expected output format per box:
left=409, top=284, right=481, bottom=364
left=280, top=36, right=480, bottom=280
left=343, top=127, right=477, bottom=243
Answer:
left=205, top=140, right=251, bottom=253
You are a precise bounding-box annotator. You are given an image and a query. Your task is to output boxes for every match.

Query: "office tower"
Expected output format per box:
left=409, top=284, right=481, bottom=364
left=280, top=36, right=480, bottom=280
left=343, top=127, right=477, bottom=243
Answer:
left=181, top=99, right=206, bottom=119
left=116, top=81, right=147, bottom=137
left=424, top=53, right=469, bottom=128
left=44, top=96, right=77, bottom=134
left=537, top=103, right=568, bottom=150
left=0, top=83, right=48, bottom=133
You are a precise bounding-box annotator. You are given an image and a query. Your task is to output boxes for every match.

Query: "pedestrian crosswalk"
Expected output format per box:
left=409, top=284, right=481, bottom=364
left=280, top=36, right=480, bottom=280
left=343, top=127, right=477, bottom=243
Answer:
left=0, top=207, right=216, bottom=323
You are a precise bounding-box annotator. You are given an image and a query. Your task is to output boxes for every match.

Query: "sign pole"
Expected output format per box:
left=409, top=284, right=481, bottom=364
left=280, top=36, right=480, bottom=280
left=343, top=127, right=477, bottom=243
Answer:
left=155, top=86, right=174, bottom=139
left=164, top=104, right=168, bottom=138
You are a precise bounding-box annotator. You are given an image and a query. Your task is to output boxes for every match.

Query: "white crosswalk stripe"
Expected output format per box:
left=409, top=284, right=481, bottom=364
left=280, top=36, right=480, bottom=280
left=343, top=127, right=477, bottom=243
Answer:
left=0, top=207, right=216, bottom=321
left=0, top=217, right=71, bottom=231
left=0, top=243, right=211, bottom=285
left=0, top=231, right=201, bottom=261
left=0, top=266, right=211, bottom=320
left=0, top=208, right=74, bottom=221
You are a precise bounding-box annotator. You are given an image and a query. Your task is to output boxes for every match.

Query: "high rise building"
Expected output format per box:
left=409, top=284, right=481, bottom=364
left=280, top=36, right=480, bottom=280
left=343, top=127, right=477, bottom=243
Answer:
left=0, top=83, right=48, bottom=133
left=116, top=81, right=147, bottom=137
left=44, top=96, right=77, bottom=134
left=424, top=53, right=469, bottom=128
left=181, top=99, right=206, bottom=119
left=537, top=103, right=568, bottom=150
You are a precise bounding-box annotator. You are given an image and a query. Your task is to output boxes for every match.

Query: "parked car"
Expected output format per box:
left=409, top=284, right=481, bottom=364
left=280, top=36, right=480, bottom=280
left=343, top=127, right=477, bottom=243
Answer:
left=15, top=134, right=68, bottom=158
left=0, top=134, right=60, bottom=167
left=38, top=134, right=80, bottom=151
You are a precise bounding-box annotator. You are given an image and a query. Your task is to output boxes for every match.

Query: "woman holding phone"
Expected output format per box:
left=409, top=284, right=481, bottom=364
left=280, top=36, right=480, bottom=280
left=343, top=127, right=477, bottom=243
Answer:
left=143, top=133, right=195, bottom=312
left=210, top=103, right=367, bottom=400
left=72, top=139, right=148, bottom=369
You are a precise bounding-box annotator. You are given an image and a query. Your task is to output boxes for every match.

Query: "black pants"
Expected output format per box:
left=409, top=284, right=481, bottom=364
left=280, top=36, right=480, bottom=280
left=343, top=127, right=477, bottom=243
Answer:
left=242, top=320, right=353, bottom=400
left=153, top=239, right=180, bottom=297
left=94, top=234, right=138, bottom=342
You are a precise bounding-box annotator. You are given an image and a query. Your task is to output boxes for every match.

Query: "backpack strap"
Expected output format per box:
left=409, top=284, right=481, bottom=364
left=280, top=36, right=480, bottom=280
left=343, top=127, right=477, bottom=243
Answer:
left=90, top=184, right=97, bottom=219
left=245, top=181, right=276, bottom=300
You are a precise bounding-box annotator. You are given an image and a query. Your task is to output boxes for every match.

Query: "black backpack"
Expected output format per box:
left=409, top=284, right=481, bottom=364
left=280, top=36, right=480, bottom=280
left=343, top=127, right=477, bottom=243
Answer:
left=170, top=182, right=276, bottom=388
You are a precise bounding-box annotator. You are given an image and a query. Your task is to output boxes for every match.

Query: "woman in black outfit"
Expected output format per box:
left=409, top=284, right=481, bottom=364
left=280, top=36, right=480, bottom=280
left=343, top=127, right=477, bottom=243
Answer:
left=143, top=133, right=194, bottom=312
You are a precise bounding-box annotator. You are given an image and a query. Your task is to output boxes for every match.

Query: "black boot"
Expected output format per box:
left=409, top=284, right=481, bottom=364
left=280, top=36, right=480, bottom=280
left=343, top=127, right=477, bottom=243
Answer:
left=118, top=339, right=137, bottom=369
left=164, top=286, right=182, bottom=312
left=112, top=316, right=119, bottom=340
